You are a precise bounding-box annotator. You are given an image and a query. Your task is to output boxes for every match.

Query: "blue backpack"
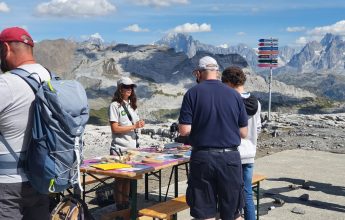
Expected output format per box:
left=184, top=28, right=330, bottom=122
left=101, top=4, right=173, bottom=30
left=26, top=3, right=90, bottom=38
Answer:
left=11, top=68, right=89, bottom=194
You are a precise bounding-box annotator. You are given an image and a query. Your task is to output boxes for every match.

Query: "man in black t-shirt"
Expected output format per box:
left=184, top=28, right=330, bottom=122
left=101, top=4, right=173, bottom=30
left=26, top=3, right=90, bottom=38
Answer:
left=179, top=56, right=248, bottom=220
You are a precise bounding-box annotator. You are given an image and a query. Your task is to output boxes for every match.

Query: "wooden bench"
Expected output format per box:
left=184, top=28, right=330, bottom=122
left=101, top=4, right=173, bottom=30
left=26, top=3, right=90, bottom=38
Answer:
left=252, top=174, right=267, bottom=220
left=139, top=195, right=188, bottom=220
left=139, top=173, right=267, bottom=220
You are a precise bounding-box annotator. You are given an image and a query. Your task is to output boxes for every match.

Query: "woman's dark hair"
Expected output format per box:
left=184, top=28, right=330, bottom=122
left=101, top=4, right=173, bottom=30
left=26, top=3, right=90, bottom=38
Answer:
left=111, top=84, right=137, bottom=110
left=221, top=66, right=246, bottom=86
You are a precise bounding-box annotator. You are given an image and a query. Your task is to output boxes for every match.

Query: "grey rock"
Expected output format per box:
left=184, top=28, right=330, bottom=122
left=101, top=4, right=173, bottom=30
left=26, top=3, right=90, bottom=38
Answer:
left=268, top=206, right=276, bottom=210
left=289, top=184, right=299, bottom=190
left=273, top=197, right=285, bottom=206
left=291, top=207, right=306, bottom=215
left=302, top=181, right=312, bottom=189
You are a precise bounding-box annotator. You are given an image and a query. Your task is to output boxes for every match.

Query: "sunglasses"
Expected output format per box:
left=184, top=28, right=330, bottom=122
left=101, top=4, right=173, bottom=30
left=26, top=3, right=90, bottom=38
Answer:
left=122, top=85, right=133, bottom=90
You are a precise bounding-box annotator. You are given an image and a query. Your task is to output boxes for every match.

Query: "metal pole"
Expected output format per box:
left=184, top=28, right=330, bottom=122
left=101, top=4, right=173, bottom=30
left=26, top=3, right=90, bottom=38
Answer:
left=268, top=66, right=272, bottom=121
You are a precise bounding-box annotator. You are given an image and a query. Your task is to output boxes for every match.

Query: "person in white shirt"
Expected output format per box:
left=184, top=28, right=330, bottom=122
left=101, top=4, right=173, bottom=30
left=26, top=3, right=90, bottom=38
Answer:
left=0, top=27, right=50, bottom=220
left=222, top=66, right=261, bottom=220
left=108, top=76, right=144, bottom=210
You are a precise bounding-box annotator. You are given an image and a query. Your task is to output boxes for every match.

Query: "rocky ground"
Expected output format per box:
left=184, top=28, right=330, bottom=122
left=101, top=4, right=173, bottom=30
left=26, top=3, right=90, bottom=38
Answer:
left=83, top=112, right=345, bottom=159
left=256, top=112, right=345, bottom=158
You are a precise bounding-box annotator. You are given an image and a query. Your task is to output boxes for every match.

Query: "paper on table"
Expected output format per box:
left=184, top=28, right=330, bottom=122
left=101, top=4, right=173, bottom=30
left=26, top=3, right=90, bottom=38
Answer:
left=91, top=163, right=132, bottom=170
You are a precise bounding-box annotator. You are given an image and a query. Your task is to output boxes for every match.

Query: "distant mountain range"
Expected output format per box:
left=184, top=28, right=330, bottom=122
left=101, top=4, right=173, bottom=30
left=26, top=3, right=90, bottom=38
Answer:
left=155, top=32, right=345, bottom=101
left=278, top=33, right=345, bottom=73
left=29, top=35, right=320, bottom=122
left=155, top=33, right=297, bottom=72
left=275, top=33, right=345, bottom=100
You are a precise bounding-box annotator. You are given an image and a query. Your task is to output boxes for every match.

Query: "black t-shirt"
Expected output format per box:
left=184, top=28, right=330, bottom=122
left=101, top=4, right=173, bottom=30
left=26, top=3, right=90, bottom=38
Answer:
left=179, top=80, right=248, bottom=148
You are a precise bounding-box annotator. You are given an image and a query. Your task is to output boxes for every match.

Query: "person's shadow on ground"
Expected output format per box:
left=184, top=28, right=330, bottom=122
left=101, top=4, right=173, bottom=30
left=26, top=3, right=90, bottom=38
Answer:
left=259, top=177, right=345, bottom=213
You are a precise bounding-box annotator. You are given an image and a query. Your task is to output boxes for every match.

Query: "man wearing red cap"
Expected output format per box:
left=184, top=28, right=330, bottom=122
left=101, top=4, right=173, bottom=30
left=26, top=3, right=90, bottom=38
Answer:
left=0, top=27, right=50, bottom=219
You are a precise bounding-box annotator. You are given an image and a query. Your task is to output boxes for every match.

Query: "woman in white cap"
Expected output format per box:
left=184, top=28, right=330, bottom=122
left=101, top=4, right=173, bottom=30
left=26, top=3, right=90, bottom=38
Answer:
left=108, top=76, right=145, bottom=210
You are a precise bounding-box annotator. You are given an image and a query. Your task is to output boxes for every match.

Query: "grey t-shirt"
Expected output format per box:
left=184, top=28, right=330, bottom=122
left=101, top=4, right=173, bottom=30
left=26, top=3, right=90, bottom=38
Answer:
left=108, top=101, right=140, bottom=150
left=0, top=64, right=51, bottom=183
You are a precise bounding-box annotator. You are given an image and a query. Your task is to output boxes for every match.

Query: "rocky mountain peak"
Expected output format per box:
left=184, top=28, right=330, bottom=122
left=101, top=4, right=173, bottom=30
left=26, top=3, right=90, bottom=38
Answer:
left=156, top=33, right=196, bottom=58
left=320, top=33, right=342, bottom=46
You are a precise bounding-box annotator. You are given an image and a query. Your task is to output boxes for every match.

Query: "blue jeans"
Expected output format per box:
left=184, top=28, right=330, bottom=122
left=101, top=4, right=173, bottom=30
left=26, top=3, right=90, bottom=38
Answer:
left=242, top=163, right=256, bottom=220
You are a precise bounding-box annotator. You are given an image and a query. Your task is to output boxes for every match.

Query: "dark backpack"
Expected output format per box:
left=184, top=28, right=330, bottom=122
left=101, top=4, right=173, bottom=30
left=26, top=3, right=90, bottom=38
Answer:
left=11, top=68, right=89, bottom=194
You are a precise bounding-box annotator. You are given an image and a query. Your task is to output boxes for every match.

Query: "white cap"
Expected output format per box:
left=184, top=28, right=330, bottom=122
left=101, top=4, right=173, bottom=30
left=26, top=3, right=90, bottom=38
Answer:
left=117, top=77, right=137, bottom=87
left=196, top=56, right=219, bottom=71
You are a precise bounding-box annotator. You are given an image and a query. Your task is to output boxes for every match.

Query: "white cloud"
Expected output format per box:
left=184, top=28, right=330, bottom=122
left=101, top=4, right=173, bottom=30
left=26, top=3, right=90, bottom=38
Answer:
left=81, top=32, right=104, bottom=41
left=133, top=0, right=189, bottom=7
left=0, top=2, right=10, bottom=12
left=292, top=20, right=345, bottom=46
left=286, top=26, right=306, bottom=32
left=90, top=33, right=104, bottom=41
left=123, top=24, right=149, bottom=32
left=236, top=32, right=246, bottom=36
left=295, top=36, right=308, bottom=45
left=172, top=23, right=211, bottom=33
left=307, top=20, right=345, bottom=36
left=218, top=44, right=229, bottom=49
left=36, top=0, right=116, bottom=17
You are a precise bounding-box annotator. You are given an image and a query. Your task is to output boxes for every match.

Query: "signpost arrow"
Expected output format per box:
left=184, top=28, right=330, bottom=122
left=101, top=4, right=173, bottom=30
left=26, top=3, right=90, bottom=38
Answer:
left=258, top=42, right=278, bottom=46
left=257, top=63, right=278, bottom=68
left=259, top=38, right=278, bottom=42
left=258, top=50, right=279, bottom=55
left=258, top=55, right=278, bottom=59
left=258, top=59, right=278, bottom=63
left=258, top=46, right=279, bottom=51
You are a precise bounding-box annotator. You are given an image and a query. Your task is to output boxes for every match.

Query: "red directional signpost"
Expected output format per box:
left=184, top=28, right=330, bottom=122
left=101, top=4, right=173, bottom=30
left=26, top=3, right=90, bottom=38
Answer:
left=258, top=38, right=279, bottom=121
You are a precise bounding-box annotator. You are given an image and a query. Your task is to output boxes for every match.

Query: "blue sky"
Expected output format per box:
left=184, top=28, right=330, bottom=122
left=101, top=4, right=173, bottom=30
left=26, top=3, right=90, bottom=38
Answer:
left=1, top=0, right=345, bottom=48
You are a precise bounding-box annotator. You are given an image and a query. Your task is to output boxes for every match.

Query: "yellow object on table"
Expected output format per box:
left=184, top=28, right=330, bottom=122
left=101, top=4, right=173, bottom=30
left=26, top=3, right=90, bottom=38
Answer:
left=91, top=163, right=132, bottom=170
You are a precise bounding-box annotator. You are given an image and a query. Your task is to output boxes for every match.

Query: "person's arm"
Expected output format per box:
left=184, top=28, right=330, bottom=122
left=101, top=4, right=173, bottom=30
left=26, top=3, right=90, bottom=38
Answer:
left=108, top=103, right=144, bottom=134
left=240, top=126, right=248, bottom=138
left=256, top=101, right=262, bottom=133
left=178, top=92, right=193, bottom=137
left=179, top=124, right=191, bottom=136
left=238, top=94, right=249, bottom=138
left=110, top=121, right=143, bottom=134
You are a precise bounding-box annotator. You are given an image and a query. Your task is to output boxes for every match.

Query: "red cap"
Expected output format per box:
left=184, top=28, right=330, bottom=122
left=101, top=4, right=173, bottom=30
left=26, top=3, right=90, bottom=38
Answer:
left=0, top=27, right=34, bottom=47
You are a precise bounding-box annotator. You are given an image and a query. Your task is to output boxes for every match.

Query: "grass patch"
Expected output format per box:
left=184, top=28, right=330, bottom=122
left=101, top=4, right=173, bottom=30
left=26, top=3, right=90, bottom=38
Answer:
left=297, top=97, right=337, bottom=114
left=153, top=90, right=183, bottom=97
left=88, top=107, right=109, bottom=126
left=151, top=108, right=180, bottom=122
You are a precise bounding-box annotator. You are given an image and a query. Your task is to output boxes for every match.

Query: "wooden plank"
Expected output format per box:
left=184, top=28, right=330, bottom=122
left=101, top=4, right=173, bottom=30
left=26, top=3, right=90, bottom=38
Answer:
left=80, top=167, right=144, bottom=179
left=252, top=174, right=267, bottom=186
left=139, top=195, right=188, bottom=219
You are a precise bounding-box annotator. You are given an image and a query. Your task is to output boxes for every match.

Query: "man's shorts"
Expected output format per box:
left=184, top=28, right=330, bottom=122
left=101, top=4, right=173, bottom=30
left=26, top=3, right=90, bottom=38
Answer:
left=186, top=149, right=244, bottom=220
left=0, top=181, right=49, bottom=220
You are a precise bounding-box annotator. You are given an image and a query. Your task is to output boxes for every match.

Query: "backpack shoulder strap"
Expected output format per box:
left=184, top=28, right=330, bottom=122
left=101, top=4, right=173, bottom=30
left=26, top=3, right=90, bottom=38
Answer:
left=121, top=102, right=139, bottom=148
left=10, top=68, right=40, bottom=93
left=121, top=102, right=133, bottom=124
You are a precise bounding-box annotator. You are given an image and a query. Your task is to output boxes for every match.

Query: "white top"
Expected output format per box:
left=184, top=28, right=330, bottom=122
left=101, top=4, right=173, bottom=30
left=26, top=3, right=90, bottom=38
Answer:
left=0, top=64, right=51, bottom=183
left=108, top=101, right=140, bottom=150
left=238, top=93, right=262, bottom=164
